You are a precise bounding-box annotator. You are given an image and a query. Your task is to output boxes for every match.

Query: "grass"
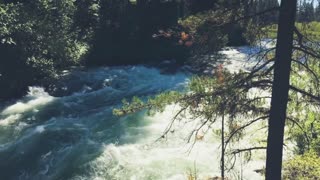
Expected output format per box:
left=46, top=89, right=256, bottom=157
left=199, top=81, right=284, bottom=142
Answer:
left=263, top=21, right=320, bottom=40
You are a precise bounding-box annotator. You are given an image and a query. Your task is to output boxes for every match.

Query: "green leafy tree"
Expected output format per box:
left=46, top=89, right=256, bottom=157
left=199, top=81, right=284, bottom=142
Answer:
left=0, top=0, right=99, bottom=100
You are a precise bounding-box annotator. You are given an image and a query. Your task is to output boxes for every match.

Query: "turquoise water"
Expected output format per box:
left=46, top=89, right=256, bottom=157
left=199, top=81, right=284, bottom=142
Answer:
left=0, top=47, right=273, bottom=179
left=0, top=66, right=191, bottom=180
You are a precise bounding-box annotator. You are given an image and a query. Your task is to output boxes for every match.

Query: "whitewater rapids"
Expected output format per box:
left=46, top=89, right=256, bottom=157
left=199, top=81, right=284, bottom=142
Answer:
left=1, top=42, right=294, bottom=180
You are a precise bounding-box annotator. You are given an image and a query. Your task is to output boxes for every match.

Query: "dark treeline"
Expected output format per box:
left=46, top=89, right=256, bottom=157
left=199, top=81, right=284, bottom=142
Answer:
left=252, top=0, right=320, bottom=23
left=0, top=0, right=279, bottom=100
left=252, top=0, right=279, bottom=24
left=297, top=0, right=320, bottom=22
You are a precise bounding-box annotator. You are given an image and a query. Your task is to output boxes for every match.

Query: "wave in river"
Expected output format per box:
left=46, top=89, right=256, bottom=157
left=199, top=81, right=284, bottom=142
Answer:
left=0, top=44, right=284, bottom=180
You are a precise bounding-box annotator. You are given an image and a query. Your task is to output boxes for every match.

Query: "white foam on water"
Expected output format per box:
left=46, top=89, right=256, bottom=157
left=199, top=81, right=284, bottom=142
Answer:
left=81, top=104, right=270, bottom=180
left=0, top=114, right=22, bottom=126
left=219, top=48, right=258, bottom=73
left=0, top=61, right=295, bottom=180
left=34, top=125, right=46, bottom=133
left=218, top=40, right=275, bottom=74
left=1, top=87, right=54, bottom=116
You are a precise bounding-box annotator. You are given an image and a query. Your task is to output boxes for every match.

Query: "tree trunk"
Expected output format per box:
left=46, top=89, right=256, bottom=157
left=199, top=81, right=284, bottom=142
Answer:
left=221, top=112, right=225, bottom=179
left=265, top=0, right=297, bottom=180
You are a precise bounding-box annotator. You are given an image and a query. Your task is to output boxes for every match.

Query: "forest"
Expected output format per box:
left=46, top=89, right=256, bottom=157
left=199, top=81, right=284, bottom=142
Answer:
left=0, top=0, right=320, bottom=180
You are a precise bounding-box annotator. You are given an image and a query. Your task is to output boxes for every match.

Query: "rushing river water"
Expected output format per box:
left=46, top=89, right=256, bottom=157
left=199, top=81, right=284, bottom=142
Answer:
left=0, top=44, right=282, bottom=180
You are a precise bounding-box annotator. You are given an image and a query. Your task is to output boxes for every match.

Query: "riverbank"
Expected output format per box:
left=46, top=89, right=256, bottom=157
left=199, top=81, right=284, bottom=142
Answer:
left=1, top=39, right=273, bottom=103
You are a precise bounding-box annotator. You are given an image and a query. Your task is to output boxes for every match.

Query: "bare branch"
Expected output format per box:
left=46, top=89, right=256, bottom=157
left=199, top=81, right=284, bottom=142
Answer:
left=291, top=59, right=319, bottom=84
left=156, top=106, right=188, bottom=141
left=287, top=117, right=311, bottom=150
left=293, top=46, right=320, bottom=59
left=231, top=147, right=267, bottom=155
left=225, top=115, right=269, bottom=149
left=289, top=85, right=320, bottom=102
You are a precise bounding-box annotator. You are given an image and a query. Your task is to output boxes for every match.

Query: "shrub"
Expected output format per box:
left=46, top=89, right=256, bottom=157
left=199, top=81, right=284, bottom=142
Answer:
left=283, top=151, right=320, bottom=180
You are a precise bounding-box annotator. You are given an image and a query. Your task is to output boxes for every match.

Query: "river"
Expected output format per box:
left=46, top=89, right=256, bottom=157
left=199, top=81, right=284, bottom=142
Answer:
left=0, top=43, right=282, bottom=180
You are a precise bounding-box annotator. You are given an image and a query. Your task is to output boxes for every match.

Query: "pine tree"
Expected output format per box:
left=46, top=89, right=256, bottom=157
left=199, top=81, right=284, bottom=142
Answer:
left=315, top=1, right=320, bottom=21
left=266, top=0, right=297, bottom=179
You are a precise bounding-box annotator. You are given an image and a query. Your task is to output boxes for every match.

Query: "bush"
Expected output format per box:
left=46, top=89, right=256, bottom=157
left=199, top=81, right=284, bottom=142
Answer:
left=283, top=151, right=320, bottom=180
left=0, top=1, right=98, bottom=100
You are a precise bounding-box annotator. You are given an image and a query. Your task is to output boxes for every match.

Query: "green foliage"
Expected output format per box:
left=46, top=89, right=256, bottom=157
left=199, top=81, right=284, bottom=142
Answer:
left=0, top=3, right=20, bottom=43
left=113, top=91, right=182, bottom=116
left=0, top=0, right=99, bottom=99
left=88, top=0, right=189, bottom=65
left=283, top=151, right=320, bottom=180
left=16, top=0, right=93, bottom=66
left=252, top=0, right=279, bottom=25
left=112, top=30, right=320, bottom=175
left=287, top=56, right=320, bottom=154
left=264, top=22, right=320, bottom=39
left=0, top=0, right=264, bottom=100
left=178, top=8, right=253, bottom=52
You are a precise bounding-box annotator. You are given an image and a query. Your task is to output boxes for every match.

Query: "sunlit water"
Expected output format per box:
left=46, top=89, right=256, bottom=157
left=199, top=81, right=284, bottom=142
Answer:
left=1, top=43, right=291, bottom=180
